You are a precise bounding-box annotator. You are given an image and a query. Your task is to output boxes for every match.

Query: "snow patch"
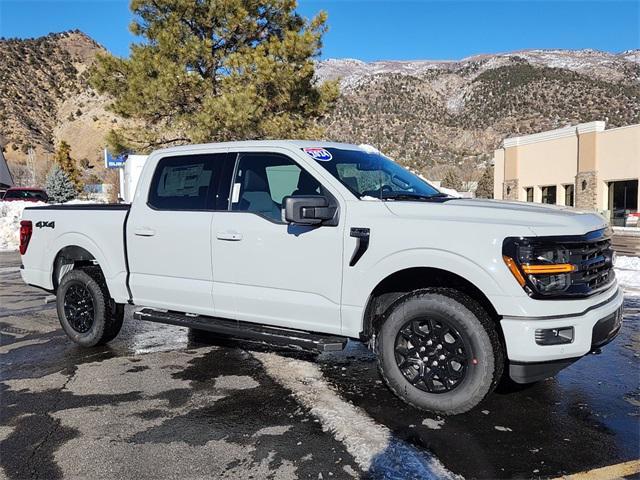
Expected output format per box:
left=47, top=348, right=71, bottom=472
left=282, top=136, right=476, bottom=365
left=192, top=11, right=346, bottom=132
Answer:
left=616, top=255, right=640, bottom=296
left=254, top=352, right=461, bottom=479
left=0, top=201, right=45, bottom=251
left=422, top=418, right=445, bottom=430
left=494, top=426, right=513, bottom=432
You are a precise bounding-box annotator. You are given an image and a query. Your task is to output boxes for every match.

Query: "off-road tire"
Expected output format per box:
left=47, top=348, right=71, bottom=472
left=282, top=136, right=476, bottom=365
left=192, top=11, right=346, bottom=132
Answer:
left=377, top=288, right=504, bottom=415
left=56, top=269, right=124, bottom=347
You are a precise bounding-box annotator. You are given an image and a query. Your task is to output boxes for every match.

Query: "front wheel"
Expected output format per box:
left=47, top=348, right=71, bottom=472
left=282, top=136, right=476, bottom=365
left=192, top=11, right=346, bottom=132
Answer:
left=56, top=269, right=124, bottom=347
left=377, top=288, right=504, bottom=415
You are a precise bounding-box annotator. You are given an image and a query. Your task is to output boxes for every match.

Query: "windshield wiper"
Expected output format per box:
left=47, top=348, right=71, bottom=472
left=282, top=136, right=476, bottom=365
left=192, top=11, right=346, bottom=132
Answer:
left=379, top=192, right=450, bottom=201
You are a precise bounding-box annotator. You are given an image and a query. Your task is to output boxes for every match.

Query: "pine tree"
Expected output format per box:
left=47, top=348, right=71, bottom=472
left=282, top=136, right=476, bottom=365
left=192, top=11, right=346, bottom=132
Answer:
left=89, top=0, right=339, bottom=153
left=441, top=168, right=463, bottom=191
left=53, top=141, right=81, bottom=191
left=475, top=166, right=494, bottom=199
left=45, top=164, right=77, bottom=203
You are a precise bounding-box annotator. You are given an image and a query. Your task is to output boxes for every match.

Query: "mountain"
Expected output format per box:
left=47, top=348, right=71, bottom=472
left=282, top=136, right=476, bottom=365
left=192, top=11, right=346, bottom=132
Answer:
left=1, top=31, right=638, bottom=186
left=318, top=50, right=640, bottom=177
left=0, top=31, right=122, bottom=184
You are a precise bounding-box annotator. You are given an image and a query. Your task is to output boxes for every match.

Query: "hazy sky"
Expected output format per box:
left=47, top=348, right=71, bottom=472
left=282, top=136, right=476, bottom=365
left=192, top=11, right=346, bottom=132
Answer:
left=1, top=0, right=638, bottom=60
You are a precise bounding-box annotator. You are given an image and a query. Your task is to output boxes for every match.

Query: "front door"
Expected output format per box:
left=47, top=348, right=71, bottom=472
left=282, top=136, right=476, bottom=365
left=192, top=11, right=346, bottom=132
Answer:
left=211, top=151, right=345, bottom=335
left=127, top=151, right=233, bottom=315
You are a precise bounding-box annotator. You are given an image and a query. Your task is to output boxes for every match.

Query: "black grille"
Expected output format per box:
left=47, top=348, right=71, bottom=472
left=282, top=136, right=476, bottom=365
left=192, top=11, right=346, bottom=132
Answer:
left=566, top=235, right=615, bottom=296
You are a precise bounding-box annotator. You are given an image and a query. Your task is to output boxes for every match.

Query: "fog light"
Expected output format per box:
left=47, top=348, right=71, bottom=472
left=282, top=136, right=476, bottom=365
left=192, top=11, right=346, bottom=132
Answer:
left=535, top=327, right=574, bottom=345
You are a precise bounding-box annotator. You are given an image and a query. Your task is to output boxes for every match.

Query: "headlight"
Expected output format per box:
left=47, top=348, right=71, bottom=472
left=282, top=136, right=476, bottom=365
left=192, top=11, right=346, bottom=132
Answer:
left=529, top=272, right=571, bottom=294
left=503, top=239, right=576, bottom=297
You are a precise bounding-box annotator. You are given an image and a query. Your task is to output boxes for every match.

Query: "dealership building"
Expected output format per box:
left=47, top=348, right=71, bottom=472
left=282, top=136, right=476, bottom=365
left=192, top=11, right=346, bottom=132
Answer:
left=493, top=121, right=639, bottom=226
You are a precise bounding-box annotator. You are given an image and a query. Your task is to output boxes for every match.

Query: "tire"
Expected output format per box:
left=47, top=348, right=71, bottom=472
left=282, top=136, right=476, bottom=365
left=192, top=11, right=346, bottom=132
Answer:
left=377, top=288, right=504, bottom=415
left=56, top=269, right=124, bottom=347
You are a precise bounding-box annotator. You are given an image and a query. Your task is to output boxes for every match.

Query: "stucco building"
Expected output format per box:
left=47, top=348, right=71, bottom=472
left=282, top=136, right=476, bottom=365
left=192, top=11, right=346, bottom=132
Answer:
left=493, top=121, right=639, bottom=226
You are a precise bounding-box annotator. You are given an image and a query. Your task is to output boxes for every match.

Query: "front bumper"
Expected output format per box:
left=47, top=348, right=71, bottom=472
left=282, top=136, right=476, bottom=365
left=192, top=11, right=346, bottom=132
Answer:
left=500, top=287, right=624, bottom=381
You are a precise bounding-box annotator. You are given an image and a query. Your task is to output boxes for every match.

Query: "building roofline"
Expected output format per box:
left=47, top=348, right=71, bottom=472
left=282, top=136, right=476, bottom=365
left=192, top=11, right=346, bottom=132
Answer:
left=503, top=121, right=606, bottom=148
left=599, top=123, right=640, bottom=134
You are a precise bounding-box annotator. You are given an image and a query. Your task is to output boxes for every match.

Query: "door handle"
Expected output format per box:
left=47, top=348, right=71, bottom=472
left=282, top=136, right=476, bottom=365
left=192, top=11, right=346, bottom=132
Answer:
left=134, top=227, right=156, bottom=237
left=216, top=231, right=243, bottom=241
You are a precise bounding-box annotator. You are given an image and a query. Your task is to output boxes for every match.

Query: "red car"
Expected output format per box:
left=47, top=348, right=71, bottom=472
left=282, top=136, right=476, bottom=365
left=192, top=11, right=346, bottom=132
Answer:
left=1, top=187, right=48, bottom=202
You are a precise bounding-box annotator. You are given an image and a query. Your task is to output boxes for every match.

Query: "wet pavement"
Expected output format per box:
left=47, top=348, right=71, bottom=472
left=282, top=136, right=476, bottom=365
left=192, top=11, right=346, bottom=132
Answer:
left=1, top=251, right=639, bottom=479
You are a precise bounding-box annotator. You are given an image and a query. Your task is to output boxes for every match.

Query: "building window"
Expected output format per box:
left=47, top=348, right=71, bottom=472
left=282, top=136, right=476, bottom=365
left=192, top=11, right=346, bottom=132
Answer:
left=564, top=184, right=574, bottom=206
left=525, top=187, right=533, bottom=202
left=541, top=186, right=557, bottom=204
left=608, top=180, right=638, bottom=227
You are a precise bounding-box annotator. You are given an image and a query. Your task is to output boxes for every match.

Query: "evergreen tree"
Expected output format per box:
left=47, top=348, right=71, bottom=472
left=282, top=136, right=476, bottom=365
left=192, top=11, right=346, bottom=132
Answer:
left=475, top=166, right=494, bottom=199
left=441, top=168, right=463, bottom=191
left=45, top=164, right=77, bottom=203
left=53, top=141, right=81, bottom=191
left=90, top=0, right=339, bottom=153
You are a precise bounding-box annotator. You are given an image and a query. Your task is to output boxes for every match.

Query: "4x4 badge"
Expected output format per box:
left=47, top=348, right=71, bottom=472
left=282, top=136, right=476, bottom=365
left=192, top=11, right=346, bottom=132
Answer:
left=35, top=221, right=55, bottom=229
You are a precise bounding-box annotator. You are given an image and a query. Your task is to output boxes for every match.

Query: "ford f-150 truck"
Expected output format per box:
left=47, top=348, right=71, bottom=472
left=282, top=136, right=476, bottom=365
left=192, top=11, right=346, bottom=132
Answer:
left=19, top=141, right=623, bottom=414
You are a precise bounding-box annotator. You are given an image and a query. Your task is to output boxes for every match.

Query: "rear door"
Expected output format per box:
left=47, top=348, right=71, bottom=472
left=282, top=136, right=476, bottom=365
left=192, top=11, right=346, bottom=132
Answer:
left=127, top=151, right=234, bottom=315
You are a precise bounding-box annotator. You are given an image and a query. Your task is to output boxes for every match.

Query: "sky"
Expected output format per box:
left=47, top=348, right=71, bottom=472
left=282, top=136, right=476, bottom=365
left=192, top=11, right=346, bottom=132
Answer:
left=0, top=0, right=638, bottom=61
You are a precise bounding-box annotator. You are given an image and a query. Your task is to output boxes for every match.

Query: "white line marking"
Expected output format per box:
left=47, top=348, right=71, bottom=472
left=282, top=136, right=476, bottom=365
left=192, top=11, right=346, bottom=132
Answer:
left=254, top=352, right=462, bottom=479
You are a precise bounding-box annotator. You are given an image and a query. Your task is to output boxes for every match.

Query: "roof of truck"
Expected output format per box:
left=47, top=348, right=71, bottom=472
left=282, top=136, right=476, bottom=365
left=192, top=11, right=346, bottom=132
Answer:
left=152, top=140, right=367, bottom=156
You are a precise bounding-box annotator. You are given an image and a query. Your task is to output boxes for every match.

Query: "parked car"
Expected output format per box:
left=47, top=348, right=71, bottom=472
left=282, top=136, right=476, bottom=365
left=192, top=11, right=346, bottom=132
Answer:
left=3, top=187, right=48, bottom=202
left=18, top=141, right=623, bottom=414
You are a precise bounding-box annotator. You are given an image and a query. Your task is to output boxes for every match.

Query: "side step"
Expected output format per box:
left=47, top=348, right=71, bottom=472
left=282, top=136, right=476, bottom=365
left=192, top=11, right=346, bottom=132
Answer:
left=133, top=308, right=348, bottom=353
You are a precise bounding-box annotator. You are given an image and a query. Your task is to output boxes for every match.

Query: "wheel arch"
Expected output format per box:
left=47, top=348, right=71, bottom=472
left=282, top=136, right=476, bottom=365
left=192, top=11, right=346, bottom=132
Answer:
left=360, top=266, right=503, bottom=342
left=52, top=245, right=100, bottom=290
left=45, top=232, right=128, bottom=303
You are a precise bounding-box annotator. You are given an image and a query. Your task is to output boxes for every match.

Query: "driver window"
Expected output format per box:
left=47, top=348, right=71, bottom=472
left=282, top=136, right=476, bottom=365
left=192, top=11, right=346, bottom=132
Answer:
left=231, top=153, right=321, bottom=222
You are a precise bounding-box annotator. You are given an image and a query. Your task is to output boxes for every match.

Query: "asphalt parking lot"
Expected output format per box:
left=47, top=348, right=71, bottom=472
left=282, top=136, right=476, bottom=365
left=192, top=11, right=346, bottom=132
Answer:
left=1, top=250, right=639, bottom=479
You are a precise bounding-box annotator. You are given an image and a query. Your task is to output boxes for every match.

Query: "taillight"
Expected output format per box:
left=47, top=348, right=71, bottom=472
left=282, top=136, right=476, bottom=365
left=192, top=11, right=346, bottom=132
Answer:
left=19, top=220, right=32, bottom=255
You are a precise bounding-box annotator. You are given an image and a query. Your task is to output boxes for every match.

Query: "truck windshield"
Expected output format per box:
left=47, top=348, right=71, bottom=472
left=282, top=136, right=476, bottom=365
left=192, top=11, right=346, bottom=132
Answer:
left=306, top=147, right=444, bottom=201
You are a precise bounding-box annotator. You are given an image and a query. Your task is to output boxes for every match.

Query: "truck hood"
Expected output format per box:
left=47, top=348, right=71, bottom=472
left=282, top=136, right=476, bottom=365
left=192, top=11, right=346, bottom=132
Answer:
left=383, top=198, right=608, bottom=236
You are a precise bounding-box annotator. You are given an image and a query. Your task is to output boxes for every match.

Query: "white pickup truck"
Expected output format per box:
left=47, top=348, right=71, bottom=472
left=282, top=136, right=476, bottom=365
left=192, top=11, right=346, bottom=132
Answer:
left=19, top=141, right=623, bottom=414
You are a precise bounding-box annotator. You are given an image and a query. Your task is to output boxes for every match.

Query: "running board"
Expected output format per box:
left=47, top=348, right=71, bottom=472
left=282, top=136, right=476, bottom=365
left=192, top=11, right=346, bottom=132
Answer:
left=133, top=308, right=347, bottom=353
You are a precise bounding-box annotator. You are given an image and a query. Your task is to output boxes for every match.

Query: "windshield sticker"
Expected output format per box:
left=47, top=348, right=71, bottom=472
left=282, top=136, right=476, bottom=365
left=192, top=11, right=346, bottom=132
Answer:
left=303, top=147, right=333, bottom=162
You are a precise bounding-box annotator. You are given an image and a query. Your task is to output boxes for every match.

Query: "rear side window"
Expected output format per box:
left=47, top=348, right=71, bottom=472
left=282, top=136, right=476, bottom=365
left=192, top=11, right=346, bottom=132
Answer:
left=148, top=153, right=234, bottom=210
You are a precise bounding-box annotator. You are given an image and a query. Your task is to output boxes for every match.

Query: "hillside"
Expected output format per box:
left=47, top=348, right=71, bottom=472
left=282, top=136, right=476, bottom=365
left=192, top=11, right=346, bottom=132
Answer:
left=318, top=50, right=640, bottom=177
left=0, top=31, right=638, bottom=186
left=0, top=31, right=123, bottom=184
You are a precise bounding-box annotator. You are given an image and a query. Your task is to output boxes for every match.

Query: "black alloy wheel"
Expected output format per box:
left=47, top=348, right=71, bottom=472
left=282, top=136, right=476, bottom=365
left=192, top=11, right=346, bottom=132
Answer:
left=63, top=283, right=95, bottom=333
left=56, top=269, right=125, bottom=347
left=394, top=317, right=470, bottom=393
left=377, top=288, right=504, bottom=414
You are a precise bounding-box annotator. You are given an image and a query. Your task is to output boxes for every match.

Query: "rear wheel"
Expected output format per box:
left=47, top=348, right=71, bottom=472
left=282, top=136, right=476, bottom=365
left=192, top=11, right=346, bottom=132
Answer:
left=377, top=288, right=503, bottom=415
left=56, top=269, right=124, bottom=347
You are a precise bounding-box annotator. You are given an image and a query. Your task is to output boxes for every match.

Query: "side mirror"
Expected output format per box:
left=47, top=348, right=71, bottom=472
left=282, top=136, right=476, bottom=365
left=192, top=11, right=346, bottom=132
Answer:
left=284, top=195, right=335, bottom=225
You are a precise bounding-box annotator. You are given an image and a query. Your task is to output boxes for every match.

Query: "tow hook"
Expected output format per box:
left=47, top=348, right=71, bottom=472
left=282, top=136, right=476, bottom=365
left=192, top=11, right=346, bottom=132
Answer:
left=590, top=348, right=602, bottom=355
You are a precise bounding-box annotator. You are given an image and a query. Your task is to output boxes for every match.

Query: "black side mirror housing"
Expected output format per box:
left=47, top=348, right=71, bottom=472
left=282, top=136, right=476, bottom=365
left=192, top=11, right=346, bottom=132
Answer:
left=284, top=195, right=335, bottom=225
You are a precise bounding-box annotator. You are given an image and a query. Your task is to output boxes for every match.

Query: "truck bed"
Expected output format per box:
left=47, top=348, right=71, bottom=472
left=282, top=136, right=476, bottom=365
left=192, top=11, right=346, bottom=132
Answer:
left=20, top=203, right=132, bottom=303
